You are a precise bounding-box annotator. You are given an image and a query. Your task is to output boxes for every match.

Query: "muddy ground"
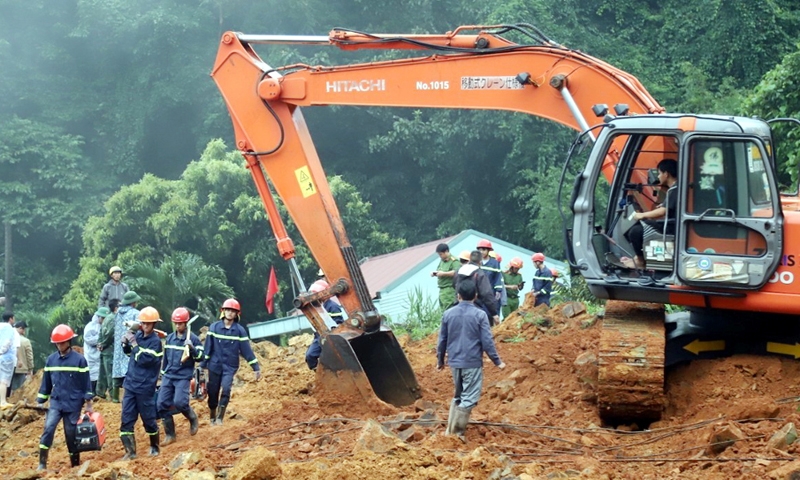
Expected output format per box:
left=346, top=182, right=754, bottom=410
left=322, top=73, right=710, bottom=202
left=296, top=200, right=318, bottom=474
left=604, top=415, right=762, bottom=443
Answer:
left=3, top=295, right=800, bottom=479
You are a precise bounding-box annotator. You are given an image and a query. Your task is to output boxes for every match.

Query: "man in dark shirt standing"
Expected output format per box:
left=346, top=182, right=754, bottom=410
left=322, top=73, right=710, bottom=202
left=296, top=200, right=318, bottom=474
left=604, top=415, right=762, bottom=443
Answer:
left=437, top=279, right=505, bottom=441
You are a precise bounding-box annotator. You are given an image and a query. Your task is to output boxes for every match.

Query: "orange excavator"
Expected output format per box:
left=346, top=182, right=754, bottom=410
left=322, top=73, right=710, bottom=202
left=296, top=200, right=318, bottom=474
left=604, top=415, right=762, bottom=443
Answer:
left=211, top=24, right=799, bottom=421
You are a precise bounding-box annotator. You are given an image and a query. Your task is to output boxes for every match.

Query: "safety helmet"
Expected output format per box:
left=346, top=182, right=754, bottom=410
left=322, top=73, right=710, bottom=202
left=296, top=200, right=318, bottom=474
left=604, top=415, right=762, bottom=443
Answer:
left=509, top=257, right=523, bottom=269
left=476, top=239, right=493, bottom=250
left=309, top=280, right=329, bottom=294
left=109, top=265, right=123, bottom=275
left=317, top=268, right=325, bottom=278
left=138, top=306, right=162, bottom=323
left=532, top=252, right=546, bottom=263
left=51, top=324, right=78, bottom=343
left=221, top=298, right=241, bottom=312
left=551, top=268, right=560, bottom=278
left=495, top=253, right=503, bottom=263
left=171, top=307, right=190, bottom=323
left=459, top=250, right=471, bottom=262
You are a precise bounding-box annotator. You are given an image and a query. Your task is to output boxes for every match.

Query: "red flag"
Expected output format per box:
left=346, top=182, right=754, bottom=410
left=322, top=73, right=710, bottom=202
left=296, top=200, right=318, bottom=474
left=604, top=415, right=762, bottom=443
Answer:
left=266, top=266, right=279, bottom=314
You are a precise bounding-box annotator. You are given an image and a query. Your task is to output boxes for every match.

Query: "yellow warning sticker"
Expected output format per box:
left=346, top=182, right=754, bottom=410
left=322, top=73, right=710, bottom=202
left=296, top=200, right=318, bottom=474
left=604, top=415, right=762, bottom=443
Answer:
left=295, top=166, right=317, bottom=198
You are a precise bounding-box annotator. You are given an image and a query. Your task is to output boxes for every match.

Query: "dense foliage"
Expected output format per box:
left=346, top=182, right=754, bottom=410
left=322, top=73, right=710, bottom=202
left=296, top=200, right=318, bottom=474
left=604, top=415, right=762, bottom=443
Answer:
left=2, top=1, right=800, bottom=355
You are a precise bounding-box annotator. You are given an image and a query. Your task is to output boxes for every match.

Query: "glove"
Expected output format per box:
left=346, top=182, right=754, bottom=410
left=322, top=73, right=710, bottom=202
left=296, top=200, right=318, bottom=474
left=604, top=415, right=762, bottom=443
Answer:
left=184, top=334, right=193, bottom=346
left=123, top=331, right=137, bottom=345
left=254, top=370, right=262, bottom=381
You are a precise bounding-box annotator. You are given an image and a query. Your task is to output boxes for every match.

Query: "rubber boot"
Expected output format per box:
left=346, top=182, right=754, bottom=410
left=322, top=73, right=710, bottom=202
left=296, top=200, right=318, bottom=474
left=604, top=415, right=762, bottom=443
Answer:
left=37, top=448, right=48, bottom=471
left=148, top=433, right=160, bottom=456
left=70, top=452, right=81, bottom=467
left=452, top=405, right=473, bottom=442
left=162, top=416, right=176, bottom=445
left=184, top=407, right=199, bottom=436
left=209, top=407, right=217, bottom=426
left=111, top=386, right=120, bottom=404
left=216, top=405, right=227, bottom=425
left=121, top=435, right=137, bottom=460
left=445, top=400, right=457, bottom=435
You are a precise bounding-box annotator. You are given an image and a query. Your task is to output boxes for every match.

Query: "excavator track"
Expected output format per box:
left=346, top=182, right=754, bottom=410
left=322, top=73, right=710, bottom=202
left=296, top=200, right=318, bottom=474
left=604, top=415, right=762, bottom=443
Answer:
left=597, top=301, right=666, bottom=424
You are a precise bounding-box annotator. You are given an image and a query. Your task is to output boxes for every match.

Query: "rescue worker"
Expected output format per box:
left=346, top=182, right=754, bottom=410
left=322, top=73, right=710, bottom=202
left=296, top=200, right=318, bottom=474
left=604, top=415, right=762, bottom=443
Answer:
left=304, top=281, right=344, bottom=370
left=431, top=243, right=461, bottom=309
left=531, top=253, right=554, bottom=307
left=113, top=291, right=141, bottom=402
left=477, top=240, right=504, bottom=301
left=97, top=299, right=119, bottom=401
left=502, top=258, right=525, bottom=317
left=201, top=299, right=261, bottom=425
left=437, top=279, right=505, bottom=441
left=119, top=306, right=164, bottom=459
left=454, top=251, right=499, bottom=325
left=98, top=265, right=129, bottom=308
left=157, top=307, right=202, bottom=444
left=36, top=324, right=93, bottom=471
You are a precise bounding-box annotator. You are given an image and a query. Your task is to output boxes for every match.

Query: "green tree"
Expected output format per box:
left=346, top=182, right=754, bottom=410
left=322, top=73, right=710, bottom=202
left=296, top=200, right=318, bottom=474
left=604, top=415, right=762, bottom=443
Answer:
left=126, top=252, right=234, bottom=329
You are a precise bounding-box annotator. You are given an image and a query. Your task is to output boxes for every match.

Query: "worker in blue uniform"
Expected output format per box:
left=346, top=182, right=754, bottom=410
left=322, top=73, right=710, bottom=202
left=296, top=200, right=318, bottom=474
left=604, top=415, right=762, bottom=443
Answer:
left=36, top=324, right=94, bottom=471
left=530, top=252, right=554, bottom=307
left=304, top=280, right=345, bottom=370
left=119, top=306, right=164, bottom=459
left=200, top=298, right=261, bottom=425
left=157, top=307, right=203, bottom=444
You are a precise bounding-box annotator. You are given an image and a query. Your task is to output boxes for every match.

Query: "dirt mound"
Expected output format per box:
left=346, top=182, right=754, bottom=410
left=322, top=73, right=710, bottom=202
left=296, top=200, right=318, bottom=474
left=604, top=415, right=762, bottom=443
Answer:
left=2, top=299, right=800, bottom=479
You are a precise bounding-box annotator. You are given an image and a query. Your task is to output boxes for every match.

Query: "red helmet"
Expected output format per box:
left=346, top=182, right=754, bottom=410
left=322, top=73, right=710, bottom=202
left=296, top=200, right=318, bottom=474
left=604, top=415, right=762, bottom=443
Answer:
left=509, top=257, right=523, bottom=269
left=495, top=253, right=503, bottom=263
left=309, top=280, right=329, bottom=294
left=171, top=307, right=190, bottom=323
left=51, top=324, right=77, bottom=343
left=476, top=239, right=493, bottom=250
left=551, top=268, right=560, bottom=278
left=221, top=298, right=241, bottom=312
left=532, top=252, right=545, bottom=263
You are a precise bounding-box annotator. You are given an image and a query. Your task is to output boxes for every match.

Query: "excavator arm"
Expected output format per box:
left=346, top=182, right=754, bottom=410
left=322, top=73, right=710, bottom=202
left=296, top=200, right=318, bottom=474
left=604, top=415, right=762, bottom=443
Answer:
left=211, top=24, right=664, bottom=408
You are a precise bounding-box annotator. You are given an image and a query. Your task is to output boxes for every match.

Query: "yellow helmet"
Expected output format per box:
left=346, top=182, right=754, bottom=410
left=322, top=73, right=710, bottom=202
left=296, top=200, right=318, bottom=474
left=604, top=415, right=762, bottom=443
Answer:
left=138, top=306, right=162, bottom=323
left=458, top=250, right=471, bottom=262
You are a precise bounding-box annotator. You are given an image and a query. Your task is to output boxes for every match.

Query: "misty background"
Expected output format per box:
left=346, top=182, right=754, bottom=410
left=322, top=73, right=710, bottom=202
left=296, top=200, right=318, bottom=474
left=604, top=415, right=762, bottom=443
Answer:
left=2, top=0, right=800, bottom=365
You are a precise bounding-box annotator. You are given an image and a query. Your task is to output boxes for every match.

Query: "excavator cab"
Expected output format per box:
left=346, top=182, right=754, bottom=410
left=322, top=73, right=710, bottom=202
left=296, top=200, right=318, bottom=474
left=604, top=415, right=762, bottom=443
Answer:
left=569, top=114, right=783, bottom=296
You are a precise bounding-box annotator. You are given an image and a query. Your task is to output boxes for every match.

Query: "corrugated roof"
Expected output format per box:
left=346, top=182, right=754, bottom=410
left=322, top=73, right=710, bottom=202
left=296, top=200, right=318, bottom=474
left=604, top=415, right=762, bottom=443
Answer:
left=360, top=234, right=457, bottom=298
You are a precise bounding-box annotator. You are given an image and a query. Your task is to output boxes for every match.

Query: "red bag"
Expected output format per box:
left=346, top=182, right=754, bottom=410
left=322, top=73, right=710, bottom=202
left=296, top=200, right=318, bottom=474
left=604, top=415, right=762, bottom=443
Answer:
left=74, top=411, right=106, bottom=452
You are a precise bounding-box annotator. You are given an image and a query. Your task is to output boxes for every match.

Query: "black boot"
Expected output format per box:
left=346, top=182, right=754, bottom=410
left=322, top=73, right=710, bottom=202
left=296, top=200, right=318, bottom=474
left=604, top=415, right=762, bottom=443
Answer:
left=216, top=405, right=227, bottom=425
left=210, top=407, right=217, bottom=426
left=184, top=407, right=199, bottom=436
left=121, top=435, right=137, bottom=460
left=111, top=386, right=120, bottom=403
left=37, top=448, right=48, bottom=471
left=149, top=433, right=160, bottom=456
left=162, top=416, right=176, bottom=445
left=70, top=452, right=81, bottom=467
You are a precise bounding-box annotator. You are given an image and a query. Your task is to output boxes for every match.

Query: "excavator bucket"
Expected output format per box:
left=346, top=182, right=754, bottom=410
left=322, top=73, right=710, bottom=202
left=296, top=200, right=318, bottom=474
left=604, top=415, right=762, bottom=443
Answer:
left=317, top=325, right=421, bottom=407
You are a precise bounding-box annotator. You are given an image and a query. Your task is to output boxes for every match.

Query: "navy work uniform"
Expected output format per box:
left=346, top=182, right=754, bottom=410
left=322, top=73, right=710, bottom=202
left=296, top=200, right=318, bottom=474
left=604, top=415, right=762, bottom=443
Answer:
left=531, top=267, right=554, bottom=307
left=304, top=299, right=344, bottom=370
left=37, top=348, right=92, bottom=467
left=157, top=331, right=202, bottom=418
left=120, top=328, right=163, bottom=454
left=200, top=320, right=260, bottom=424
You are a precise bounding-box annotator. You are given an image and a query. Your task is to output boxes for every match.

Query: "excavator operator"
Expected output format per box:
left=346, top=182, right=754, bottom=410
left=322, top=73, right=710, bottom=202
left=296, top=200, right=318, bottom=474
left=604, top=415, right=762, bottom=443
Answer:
left=624, top=159, right=678, bottom=269
left=304, top=280, right=345, bottom=370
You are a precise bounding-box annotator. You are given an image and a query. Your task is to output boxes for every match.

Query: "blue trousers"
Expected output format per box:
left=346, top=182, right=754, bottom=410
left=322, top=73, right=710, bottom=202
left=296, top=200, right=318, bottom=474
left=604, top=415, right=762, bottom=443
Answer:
left=206, top=368, right=235, bottom=411
left=305, top=336, right=322, bottom=370
left=120, top=389, right=158, bottom=437
left=534, top=295, right=551, bottom=307
left=157, top=376, right=191, bottom=418
left=40, top=408, right=80, bottom=452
